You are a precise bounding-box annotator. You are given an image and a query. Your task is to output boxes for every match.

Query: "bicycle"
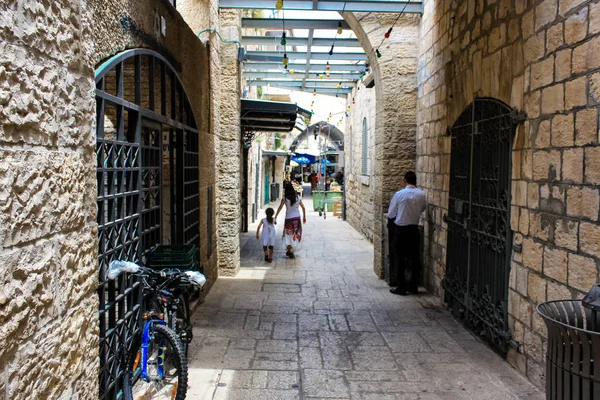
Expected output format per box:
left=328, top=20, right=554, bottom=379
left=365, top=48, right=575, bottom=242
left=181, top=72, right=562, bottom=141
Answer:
left=108, top=260, right=206, bottom=400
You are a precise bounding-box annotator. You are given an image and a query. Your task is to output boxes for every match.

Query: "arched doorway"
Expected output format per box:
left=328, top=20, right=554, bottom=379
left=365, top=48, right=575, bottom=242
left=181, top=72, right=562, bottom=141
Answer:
left=444, top=98, right=516, bottom=354
left=94, top=49, right=200, bottom=399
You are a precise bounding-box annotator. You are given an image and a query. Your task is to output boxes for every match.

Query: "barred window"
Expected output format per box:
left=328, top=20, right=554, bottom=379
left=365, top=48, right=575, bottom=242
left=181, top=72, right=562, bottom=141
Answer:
left=361, top=117, right=368, bottom=175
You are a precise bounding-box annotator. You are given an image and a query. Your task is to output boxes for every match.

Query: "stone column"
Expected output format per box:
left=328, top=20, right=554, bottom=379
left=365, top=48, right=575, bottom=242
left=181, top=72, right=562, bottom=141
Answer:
left=343, top=12, right=420, bottom=277
left=216, top=9, right=243, bottom=275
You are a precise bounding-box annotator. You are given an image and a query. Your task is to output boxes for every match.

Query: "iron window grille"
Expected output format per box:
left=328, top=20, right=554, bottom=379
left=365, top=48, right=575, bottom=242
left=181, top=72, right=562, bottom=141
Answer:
left=361, top=117, right=368, bottom=175
left=95, top=49, right=200, bottom=400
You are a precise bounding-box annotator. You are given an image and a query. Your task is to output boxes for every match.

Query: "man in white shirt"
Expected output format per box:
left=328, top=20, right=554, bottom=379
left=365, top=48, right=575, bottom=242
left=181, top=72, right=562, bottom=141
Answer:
left=387, top=171, right=426, bottom=296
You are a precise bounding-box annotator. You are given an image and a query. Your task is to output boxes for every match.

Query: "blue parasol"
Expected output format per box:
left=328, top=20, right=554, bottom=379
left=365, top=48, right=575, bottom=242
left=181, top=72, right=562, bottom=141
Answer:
left=321, top=159, right=332, bottom=164
left=292, top=156, right=311, bottom=164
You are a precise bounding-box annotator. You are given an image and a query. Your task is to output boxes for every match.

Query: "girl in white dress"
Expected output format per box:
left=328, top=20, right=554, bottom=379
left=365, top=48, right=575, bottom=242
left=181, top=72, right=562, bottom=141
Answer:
left=256, top=207, right=277, bottom=262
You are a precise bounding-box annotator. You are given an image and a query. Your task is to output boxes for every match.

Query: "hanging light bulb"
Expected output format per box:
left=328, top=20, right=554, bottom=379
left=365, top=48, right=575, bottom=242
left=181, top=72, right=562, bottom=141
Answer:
left=282, top=53, right=289, bottom=66
left=365, top=63, right=370, bottom=72
left=290, top=69, right=295, bottom=74
left=345, top=112, right=349, bottom=117
left=329, top=112, right=332, bottom=118
left=313, top=89, right=316, bottom=96
left=336, top=94, right=339, bottom=97
left=319, top=74, right=324, bottom=79
left=376, top=49, right=382, bottom=58
left=352, top=98, right=355, bottom=104
left=329, top=45, right=334, bottom=56
left=337, top=21, right=343, bottom=35
left=337, top=82, right=341, bottom=89
left=326, top=73, right=330, bottom=78
left=326, top=62, right=331, bottom=71
left=384, top=27, right=392, bottom=39
left=275, top=0, right=283, bottom=10
left=280, top=32, right=287, bottom=45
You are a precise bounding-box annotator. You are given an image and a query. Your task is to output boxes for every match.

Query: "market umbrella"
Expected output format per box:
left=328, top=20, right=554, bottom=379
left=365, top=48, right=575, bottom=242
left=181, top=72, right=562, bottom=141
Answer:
left=292, top=156, right=311, bottom=164
left=290, top=160, right=299, bottom=167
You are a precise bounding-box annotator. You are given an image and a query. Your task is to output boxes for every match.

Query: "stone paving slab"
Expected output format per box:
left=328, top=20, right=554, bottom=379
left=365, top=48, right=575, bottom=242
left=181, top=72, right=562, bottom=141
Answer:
left=186, top=196, right=545, bottom=399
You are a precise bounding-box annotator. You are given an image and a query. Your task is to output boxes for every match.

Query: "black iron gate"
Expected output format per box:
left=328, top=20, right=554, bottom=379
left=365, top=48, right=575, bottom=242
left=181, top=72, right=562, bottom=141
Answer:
left=444, top=98, right=518, bottom=355
left=95, top=49, right=200, bottom=399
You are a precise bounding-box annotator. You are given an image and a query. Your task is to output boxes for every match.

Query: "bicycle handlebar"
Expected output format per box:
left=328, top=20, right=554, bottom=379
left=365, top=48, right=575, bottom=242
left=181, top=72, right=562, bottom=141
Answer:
left=107, top=260, right=206, bottom=287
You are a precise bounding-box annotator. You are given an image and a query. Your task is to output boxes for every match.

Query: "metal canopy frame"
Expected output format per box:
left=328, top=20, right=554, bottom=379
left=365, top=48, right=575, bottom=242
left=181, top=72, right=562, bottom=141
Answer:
left=228, top=2, right=423, bottom=96
left=224, top=0, right=423, bottom=13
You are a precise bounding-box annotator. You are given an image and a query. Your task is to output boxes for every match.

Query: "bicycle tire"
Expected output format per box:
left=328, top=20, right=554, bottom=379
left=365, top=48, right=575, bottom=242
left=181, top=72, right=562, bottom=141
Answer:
left=123, top=323, right=188, bottom=400
left=168, top=293, right=192, bottom=357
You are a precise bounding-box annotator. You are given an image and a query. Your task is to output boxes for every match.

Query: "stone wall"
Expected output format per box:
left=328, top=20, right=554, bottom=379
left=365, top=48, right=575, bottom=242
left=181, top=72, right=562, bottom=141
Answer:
left=345, top=80, right=376, bottom=241
left=418, top=0, right=600, bottom=388
left=0, top=1, right=98, bottom=399
left=343, top=12, right=420, bottom=275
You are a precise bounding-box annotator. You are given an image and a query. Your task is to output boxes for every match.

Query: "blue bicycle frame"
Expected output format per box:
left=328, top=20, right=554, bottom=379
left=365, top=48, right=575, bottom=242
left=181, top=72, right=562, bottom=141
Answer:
left=140, top=318, right=167, bottom=381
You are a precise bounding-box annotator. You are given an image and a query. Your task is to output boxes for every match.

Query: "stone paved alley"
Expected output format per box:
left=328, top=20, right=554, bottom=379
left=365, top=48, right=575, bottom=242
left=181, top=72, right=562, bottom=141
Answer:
left=186, top=192, right=544, bottom=400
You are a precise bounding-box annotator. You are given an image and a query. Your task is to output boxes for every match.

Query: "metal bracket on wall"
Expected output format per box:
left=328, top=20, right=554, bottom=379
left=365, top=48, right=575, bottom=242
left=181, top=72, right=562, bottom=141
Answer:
left=512, top=243, right=523, bottom=253
left=509, top=108, right=527, bottom=125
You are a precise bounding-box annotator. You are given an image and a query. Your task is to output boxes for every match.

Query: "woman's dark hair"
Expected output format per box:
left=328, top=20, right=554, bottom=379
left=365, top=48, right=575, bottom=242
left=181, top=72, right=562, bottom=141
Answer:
left=265, top=207, right=274, bottom=224
left=284, top=183, right=297, bottom=206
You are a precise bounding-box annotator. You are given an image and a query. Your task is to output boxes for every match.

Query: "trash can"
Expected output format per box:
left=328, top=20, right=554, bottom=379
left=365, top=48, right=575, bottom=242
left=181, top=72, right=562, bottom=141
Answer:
left=537, top=292, right=600, bottom=399
left=325, top=191, right=342, bottom=212
left=312, top=190, right=324, bottom=212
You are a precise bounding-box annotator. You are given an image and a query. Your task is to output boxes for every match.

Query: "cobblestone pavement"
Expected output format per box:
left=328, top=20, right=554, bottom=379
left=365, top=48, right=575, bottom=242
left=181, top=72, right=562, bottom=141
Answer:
left=187, top=196, right=544, bottom=400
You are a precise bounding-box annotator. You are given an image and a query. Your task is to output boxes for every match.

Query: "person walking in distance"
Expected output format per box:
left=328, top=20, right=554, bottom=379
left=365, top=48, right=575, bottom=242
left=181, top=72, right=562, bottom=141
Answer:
left=256, top=208, right=277, bottom=262
left=275, top=183, right=307, bottom=259
left=388, top=171, right=426, bottom=296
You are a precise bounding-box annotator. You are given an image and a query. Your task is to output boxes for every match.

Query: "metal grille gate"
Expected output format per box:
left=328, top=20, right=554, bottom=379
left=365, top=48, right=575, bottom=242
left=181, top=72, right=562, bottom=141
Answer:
left=95, top=49, right=200, bottom=399
left=444, top=98, right=516, bottom=354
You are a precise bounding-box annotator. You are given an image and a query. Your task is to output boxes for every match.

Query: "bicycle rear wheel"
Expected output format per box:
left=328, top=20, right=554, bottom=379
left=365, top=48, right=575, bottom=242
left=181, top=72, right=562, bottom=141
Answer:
left=123, top=323, right=188, bottom=400
left=168, top=294, right=192, bottom=357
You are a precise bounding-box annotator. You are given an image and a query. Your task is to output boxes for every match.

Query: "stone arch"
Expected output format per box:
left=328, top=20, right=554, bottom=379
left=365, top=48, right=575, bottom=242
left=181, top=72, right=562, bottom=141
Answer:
left=290, top=121, right=345, bottom=153
left=341, top=12, right=420, bottom=276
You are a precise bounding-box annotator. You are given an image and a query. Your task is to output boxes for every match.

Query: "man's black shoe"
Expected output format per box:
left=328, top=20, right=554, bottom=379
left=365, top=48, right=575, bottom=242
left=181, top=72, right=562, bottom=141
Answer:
left=390, top=288, right=409, bottom=296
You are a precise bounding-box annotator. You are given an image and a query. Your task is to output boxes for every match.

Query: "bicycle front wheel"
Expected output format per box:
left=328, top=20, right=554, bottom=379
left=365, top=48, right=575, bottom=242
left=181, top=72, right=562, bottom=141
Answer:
left=123, top=323, right=188, bottom=400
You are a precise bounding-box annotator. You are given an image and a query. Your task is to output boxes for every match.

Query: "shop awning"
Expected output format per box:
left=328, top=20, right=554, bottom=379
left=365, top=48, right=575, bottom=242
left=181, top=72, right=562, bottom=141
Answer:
left=262, top=150, right=290, bottom=157
left=241, top=99, right=310, bottom=132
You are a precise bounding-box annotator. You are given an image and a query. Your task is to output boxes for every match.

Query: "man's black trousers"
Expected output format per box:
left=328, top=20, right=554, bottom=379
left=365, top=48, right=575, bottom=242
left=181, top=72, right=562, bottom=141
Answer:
left=391, top=224, right=421, bottom=293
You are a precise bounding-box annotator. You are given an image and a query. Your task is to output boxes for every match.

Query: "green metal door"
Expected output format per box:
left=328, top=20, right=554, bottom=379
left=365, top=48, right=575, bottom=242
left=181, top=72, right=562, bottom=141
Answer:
left=264, top=162, right=270, bottom=205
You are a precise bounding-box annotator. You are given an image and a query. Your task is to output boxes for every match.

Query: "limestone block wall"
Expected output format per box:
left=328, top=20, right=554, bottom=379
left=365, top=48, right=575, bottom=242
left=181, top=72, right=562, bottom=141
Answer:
left=343, top=12, right=420, bottom=275
left=418, top=0, right=600, bottom=388
left=215, top=9, right=243, bottom=276
left=94, top=0, right=217, bottom=285
left=0, top=1, right=98, bottom=399
left=345, top=81, right=376, bottom=241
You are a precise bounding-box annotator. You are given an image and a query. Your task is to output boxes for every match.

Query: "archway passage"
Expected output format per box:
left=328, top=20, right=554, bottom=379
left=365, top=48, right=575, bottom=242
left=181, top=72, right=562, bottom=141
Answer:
left=444, top=98, right=516, bottom=355
left=95, top=49, right=200, bottom=399
left=290, top=121, right=345, bottom=153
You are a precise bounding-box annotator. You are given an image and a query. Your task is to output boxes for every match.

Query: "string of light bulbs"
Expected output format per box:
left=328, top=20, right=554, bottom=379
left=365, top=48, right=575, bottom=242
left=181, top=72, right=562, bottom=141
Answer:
left=370, top=0, right=413, bottom=59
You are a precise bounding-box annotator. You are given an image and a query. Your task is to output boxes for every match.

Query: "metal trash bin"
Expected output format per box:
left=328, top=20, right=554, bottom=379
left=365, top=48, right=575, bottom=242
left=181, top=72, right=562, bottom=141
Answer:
left=537, top=296, right=600, bottom=399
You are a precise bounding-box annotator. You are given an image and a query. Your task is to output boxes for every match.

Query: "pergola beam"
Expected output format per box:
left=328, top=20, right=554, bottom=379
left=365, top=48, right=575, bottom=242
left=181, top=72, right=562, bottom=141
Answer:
left=243, top=62, right=366, bottom=72
left=242, top=36, right=362, bottom=47
left=247, top=80, right=356, bottom=88
left=242, top=18, right=351, bottom=30
left=224, top=0, right=423, bottom=13
left=245, top=51, right=367, bottom=61
left=243, top=71, right=362, bottom=79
